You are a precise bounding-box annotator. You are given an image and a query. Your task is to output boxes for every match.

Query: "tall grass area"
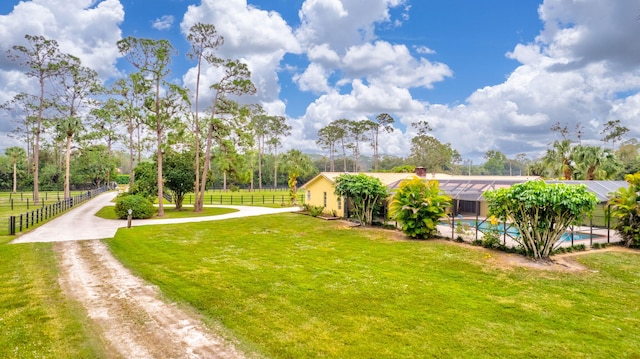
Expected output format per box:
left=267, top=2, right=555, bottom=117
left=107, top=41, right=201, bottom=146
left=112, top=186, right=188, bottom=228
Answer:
left=0, top=235, right=105, bottom=358
left=106, top=214, right=640, bottom=358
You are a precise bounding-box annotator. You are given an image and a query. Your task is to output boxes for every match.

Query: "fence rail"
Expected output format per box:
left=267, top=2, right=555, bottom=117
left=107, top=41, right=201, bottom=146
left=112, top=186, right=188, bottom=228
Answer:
left=183, top=193, right=305, bottom=206
left=7, top=186, right=109, bottom=235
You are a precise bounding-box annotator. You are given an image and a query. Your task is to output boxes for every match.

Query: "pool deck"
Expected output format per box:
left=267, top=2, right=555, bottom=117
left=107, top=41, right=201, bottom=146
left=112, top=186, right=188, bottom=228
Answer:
left=437, top=219, right=621, bottom=248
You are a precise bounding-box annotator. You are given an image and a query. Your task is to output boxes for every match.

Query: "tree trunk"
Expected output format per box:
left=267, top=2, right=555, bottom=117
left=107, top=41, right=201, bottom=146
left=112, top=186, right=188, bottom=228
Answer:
left=273, top=147, right=278, bottom=189
left=258, top=138, right=263, bottom=190
left=155, top=80, right=164, bottom=217
left=197, top=121, right=214, bottom=212
left=223, top=171, right=227, bottom=191
left=64, top=133, right=72, bottom=200
left=193, top=56, right=202, bottom=212
left=12, top=160, right=17, bottom=193
left=128, top=120, right=135, bottom=189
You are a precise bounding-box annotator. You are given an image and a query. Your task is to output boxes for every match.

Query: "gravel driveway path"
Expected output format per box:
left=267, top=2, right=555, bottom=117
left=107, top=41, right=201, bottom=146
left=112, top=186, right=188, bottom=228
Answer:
left=10, top=191, right=300, bottom=358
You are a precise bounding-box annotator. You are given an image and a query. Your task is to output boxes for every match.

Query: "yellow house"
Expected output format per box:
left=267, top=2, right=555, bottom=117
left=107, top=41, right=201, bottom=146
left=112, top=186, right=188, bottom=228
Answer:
left=300, top=172, right=422, bottom=217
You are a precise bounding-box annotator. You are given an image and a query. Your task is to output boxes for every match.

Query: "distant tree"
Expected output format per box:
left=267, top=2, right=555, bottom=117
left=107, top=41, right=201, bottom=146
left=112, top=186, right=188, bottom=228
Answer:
left=5, top=147, right=26, bottom=193
left=542, top=139, right=574, bottom=180
left=571, top=145, right=621, bottom=180
left=54, top=56, right=100, bottom=199
left=371, top=113, right=395, bottom=171
left=196, top=59, right=256, bottom=211
left=109, top=73, right=150, bottom=188
left=483, top=150, right=507, bottom=175
left=391, top=165, right=415, bottom=173
left=616, top=139, right=639, bottom=163
left=601, top=119, right=629, bottom=150
left=345, top=120, right=370, bottom=172
left=56, top=117, right=83, bottom=197
left=249, top=107, right=269, bottom=188
left=317, top=122, right=345, bottom=172
left=71, top=145, right=117, bottom=188
left=408, top=133, right=460, bottom=174
left=187, top=22, right=225, bottom=203
left=484, top=181, right=598, bottom=259
left=267, top=115, right=291, bottom=188
left=88, top=98, right=123, bottom=155
left=334, top=173, right=388, bottom=226
left=378, top=155, right=406, bottom=171
left=617, top=139, right=640, bottom=176
left=332, top=119, right=351, bottom=171
left=118, top=36, right=177, bottom=216
left=389, top=178, right=451, bottom=239
left=514, top=153, right=530, bottom=176
left=7, top=35, right=70, bottom=202
left=0, top=93, right=39, bottom=173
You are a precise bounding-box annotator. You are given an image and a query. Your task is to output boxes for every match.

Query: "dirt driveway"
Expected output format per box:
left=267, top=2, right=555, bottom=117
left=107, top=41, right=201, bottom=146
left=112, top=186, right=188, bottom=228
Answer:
left=10, top=191, right=300, bottom=358
left=56, top=239, right=244, bottom=359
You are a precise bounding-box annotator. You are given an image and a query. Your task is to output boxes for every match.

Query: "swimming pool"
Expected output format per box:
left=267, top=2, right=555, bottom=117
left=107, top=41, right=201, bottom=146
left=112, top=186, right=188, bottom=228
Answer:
left=444, top=219, right=599, bottom=242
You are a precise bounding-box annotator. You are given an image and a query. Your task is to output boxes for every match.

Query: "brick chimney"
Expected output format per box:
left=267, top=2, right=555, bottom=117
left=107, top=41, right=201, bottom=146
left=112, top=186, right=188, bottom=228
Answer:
left=414, top=166, right=427, bottom=178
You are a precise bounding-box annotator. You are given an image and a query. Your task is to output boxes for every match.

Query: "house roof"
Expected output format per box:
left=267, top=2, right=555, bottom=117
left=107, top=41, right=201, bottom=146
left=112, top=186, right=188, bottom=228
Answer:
left=303, top=172, right=627, bottom=202
left=389, top=176, right=626, bottom=202
left=301, top=172, right=422, bottom=189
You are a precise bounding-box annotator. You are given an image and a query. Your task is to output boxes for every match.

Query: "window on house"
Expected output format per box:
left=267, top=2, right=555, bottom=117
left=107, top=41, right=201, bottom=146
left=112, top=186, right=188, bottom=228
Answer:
left=323, top=192, right=327, bottom=207
left=306, top=190, right=311, bottom=201
left=337, top=196, right=342, bottom=210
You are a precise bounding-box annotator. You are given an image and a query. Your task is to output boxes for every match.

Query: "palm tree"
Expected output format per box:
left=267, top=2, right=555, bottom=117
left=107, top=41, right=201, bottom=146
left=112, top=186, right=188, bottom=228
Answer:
left=571, top=145, right=621, bottom=180
left=5, top=147, right=26, bottom=193
left=57, top=117, right=83, bottom=199
left=608, top=173, right=640, bottom=247
left=281, top=149, right=317, bottom=205
left=542, top=139, right=574, bottom=179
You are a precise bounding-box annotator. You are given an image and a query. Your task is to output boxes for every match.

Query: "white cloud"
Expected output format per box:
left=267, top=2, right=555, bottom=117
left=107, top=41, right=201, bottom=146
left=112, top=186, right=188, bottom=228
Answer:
left=342, top=41, right=452, bottom=88
left=296, top=0, right=406, bottom=51
left=0, top=0, right=124, bottom=77
left=181, top=0, right=300, bottom=110
left=393, top=0, right=640, bottom=162
left=152, top=15, right=174, bottom=30
left=293, top=63, right=332, bottom=93
left=0, top=0, right=124, bottom=153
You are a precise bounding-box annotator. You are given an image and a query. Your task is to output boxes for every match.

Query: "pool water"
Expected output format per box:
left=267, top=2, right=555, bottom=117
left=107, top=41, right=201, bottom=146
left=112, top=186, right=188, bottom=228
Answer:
left=445, top=219, right=599, bottom=242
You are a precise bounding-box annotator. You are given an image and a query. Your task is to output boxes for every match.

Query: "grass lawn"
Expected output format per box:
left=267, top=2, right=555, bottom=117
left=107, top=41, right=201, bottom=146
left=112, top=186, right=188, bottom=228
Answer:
left=94, top=204, right=239, bottom=220
left=0, top=191, right=89, bottom=235
left=105, top=214, right=640, bottom=358
left=0, top=235, right=106, bottom=358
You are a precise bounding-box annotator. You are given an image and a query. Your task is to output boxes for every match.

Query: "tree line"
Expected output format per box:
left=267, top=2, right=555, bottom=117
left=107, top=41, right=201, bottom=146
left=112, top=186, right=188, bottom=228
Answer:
left=1, top=25, right=317, bottom=215
left=2, top=25, right=639, bottom=211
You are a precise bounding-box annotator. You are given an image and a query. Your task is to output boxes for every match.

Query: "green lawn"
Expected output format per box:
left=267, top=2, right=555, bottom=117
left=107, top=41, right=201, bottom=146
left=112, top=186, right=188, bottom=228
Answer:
left=94, top=204, right=239, bottom=220
left=0, top=191, right=96, bottom=235
left=0, top=235, right=106, bottom=358
left=105, top=214, right=640, bottom=358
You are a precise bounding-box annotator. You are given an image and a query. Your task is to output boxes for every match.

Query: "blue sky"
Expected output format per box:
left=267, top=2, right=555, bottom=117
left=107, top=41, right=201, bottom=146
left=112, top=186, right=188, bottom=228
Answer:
left=1, top=0, right=640, bottom=165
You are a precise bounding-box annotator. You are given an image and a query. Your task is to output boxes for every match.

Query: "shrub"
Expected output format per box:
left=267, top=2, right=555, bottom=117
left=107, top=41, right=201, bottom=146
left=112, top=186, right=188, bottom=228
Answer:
left=592, top=243, right=608, bottom=249
left=484, top=181, right=598, bottom=259
left=303, top=204, right=325, bottom=217
left=116, top=174, right=130, bottom=184
left=114, top=194, right=155, bottom=219
left=335, top=174, right=388, bottom=226
left=389, top=178, right=452, bottom=239
left=482, top=234, right=501, bottom=249
left=608, top=173, right=640, bottom=247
